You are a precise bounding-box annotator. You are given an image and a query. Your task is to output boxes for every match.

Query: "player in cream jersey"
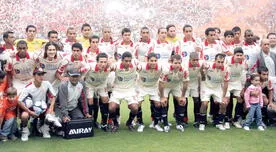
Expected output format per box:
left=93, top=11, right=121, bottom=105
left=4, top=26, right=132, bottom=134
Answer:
left=109, top=52, right=138, bottom=132
left=135, top=27, right=154, bottom=62
left=85, top=53, right=111, bottom=131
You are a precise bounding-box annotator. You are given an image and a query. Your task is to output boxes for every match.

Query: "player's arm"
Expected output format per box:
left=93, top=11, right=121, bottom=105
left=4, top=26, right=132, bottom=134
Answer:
left=17, top=100, right=38, bottom=117
left=46, top=82, right=57, bottom=114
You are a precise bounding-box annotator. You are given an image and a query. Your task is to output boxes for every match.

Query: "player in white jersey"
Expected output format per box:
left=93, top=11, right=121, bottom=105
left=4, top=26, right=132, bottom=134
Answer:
left=85, top=53, right=111, bottom=131
left=61, top=27, right=78, bottom=55
left=56, top=43, right=88, bottom=81
left=108, top=52, right=138, bottom=132
left=114, top=28, right=135, bottom=61
left=35, top=42, right=63, bottom=92
left=134, top=27, right=154, bottom=62
left=147, top=27, right=174, bottom=65
left=84, top=35, right=101, bottom=63
left=232, top=26, right=243, bottom=47
left=159, top=54, right=189, bottom=132
left=221, top=30, right=235, bottom=56
left=199, top=53, right=229, bottom=131
left=242, top=29, right=260, bottom=72
left=224, top=48, right=248, bottom=129
left=1, top=31, right=15, bottom=70
left=99, top=27, right=116, bottom=61
left=267, top=32, right=276, bottom=54
left=6, top=40, right=36, bottom=93
left=19, top=67, right=57, bottom=141
left=185, top=52, right=204, bottom=127
left=135, top=53, right=162, bottom=132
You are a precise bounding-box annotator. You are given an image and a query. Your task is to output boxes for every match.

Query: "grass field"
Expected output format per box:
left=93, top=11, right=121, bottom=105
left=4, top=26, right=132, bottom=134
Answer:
left=1, top=98, right=276, bottom=152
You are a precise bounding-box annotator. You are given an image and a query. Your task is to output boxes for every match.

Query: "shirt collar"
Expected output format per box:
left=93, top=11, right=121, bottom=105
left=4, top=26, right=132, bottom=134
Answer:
left=204, top=39, right=217, bottom=46
left=95, top=63, right=108, bottom=72
left=243, top=41, right=256, bottom=46
left=170, top=65, right=183, bottom=71
left=71, top=54, right=83, bottom=62
left=262, top=51, right=270, bottom=57
left=87, top=47, right=99, bottom=54
left=188, top=62, right=200, bottom=68
left=146, top=63, right=158, bottom=70
left=183, top=37, right=195, bottom=42
left=15, top=51, right=30, bottom=61
left=157, top=39, right=168, bottom=44
left=100, top=37, right=114, bottom=44
left=120, top=40, right=133, bottom=47
left=212, top=63, right=224, bottom=71
left=120, top=63, right=133, bottom=70
left=139, top=38, right=151, bottom=44
left=231, top=56, right=242, bottom=64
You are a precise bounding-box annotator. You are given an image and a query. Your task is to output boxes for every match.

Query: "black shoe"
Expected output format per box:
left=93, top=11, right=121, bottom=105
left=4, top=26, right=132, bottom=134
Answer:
left=110, top=125, right=119, bottom=132
left=193, top=122, right=199, bottom=128
left=101, top=124, right=108, bottom=132
left=94, top=122, right=101, bottom=129
left=127, top=125, right=135, bottom=132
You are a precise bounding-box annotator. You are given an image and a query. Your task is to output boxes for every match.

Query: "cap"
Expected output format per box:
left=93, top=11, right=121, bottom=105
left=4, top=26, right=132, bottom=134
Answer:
left=33, top=67, right=46, bottom=75
left=67, top=68, right=81, bottom=77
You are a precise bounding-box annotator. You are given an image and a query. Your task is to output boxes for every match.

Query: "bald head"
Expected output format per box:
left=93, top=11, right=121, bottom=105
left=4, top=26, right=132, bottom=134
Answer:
left=261, top=39, right=270, bottom=54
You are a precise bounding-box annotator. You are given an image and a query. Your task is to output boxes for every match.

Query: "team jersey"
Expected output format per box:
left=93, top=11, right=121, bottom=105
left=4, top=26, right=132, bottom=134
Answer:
left=187, top=60, right=204, bottom=83
left=84, top=47, right=99, bottom=63
left=111, top=62, right=137, bottom=90
left=271, top=47, right=276, bottom=54
left=179, top=37, right=198, bottom=63
left=225, top=56, right=248, bottom=83
left=242, top=42, right=260, bottom=72
left=221, top=41, right=235, bottom=56
left=98, top=38, right=115, bottom=60
left=85, top=62, right=111, bottom=87
left=134, top=39, right=154, bottom=62
left=136, top=62, right=162, bottom=87
left=77, top=36, right=90, bottom=51
left=115, top=40, right=135, bottom=60
left=202, top=62, right=230, bottom=88
left=0, top=97, right=18, bottom=120
left=166, top=36, right=181, bottom=45
left=7, top=52, right=35, bottom=81
left=200, top=40, right=223, bottom=62
left=61, top=39, right=77, bottom=55
left=159, top=64, right=189, bottom=88
left=147, top=40, right=174, bottom=64
left=19, top=81, right=56, bottom=105
left=15, top=39, right=47, bottom=52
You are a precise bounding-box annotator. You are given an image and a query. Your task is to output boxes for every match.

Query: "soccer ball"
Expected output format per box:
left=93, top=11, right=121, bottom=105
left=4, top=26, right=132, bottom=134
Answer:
left=24, top=97, right=33, bottom=108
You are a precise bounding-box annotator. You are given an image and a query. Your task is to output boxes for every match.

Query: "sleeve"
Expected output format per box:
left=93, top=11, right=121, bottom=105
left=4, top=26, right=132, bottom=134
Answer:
left=78, top=82, right=88, bottom=115
left=57, top=58, right=69, bottom=74
left=18, top=89, right=30, bottom=102
left=58, top=82, right=69, bottom=117
left=244, top=87, right=251, bottom=108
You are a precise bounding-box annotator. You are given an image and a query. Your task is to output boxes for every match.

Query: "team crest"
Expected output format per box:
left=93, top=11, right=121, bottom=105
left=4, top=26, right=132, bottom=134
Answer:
left=182, top=51, right=188, bottom=57
left=156, top=53, right=161, bottom=59
left=40, top=63, right=45, bottom=68
left=15, top=69, right=20, bottom=74
left=204, top=55, right=209, bottom=61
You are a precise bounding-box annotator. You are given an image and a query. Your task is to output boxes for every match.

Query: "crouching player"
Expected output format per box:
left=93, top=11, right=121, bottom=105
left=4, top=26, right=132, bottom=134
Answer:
left=159, top=54, right=189, bottom=132
left=0, top=87, right=38, bottom=141
left=199, top=53, right=229, bottom=131
left=136, top=53, right=163, bottom=132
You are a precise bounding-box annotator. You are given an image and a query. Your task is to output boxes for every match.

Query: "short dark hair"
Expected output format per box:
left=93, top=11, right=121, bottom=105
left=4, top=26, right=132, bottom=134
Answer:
left=72, top=43, right=83, bottom=51
left=232, top=26, right=241, bottom=32
left=0, top=70, right=6, bottom=79
left=121, top=51, right=132, bottom=60
left=16, top=40, right=28, bottom=47
left=121, top=28, right=131, bottom=35
left=215, top=53, right=226, bottom=60
left=224, top=30, right=234, bottom=37
left=26, top=25, right=36, bottom=32
left=141, top=26, right=149, bottom=31
left=3, top=31, right=14, bottom=39
left=6, top=87, right=17, bottom=96
left=81, top=23, right=91, bottom=31
left=171, top=54, right=182, bottom=62
left=233, top=47, right=244, bottom=54
left=89, top=35, right=99, bottom=43
left=158, top=27, right=166, bottom=34
left=96, top=53, right=108, bottom=62
left=205, top=27, right=215, bottom=36
left=166, top=24, right=176, bottom=31
left=244, top=29, right=253, bottom=37
left=47, top=30, right=58, bottom=38
left=267, top=32, right=276, bottom=39
left=66, top=27, right=75, bottom=34
left=147, top=52, right=157, bottom=60
left=183, top=24, right=192, bottom=32
left=44, top=42, right=59, bottom=59
left=257, top=66, right=269, bottom=74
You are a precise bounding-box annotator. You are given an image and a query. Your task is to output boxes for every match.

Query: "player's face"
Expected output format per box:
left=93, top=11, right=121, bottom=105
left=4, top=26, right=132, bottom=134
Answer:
left=268, top=34, right=276, bottom=47
left=26, top=27, right=36, bottom=40
left=17, top=44, right=28, bottom=58
left=122, top=57, right=132, bottom=69
left=97, top=57, right=108, bottom=70
left=148, top=56, right=157, bottom=69
left=69, top=75, right=80, bottom=86
left=167, top=27, right=176, bottom=38
left=215, top=58, right=225, bottom=69
left=5, top=33, right=15, bottom=44
left=244, top=31, right=254, bottom=44
left=122, top=32, right=131, bottom=43
left=103, top=28, right=112, bottom=39
left=171, top=59, right=182, bottom=70
left=260, top=71, right=268, bottom=81
left=261, top=39, right=270, bottom=54
left=206, top=31, right=216, bottom=43
left=251, top=76, right=260, bottom=86
left=90, top=38, right=99, bottom=49
left=190, top=58, right=199, bottom=66
left=234, top=31, right=241, bottom=40
left=72, top=47, right=82, bottom=59
left=49, top=33, right=58, bottom=42
left=140, top=29, right=150, bottom=40
left=234, top=53, right=243, bottom=63
left=158, top=29, right=167, bottom=41
left=46, top=45, right=57, bottom=59
left=34, top=73, right=44, bottom=83
left=184, top=27, right=192, bottom=38
left=7, top=95, right=17, bottom=102
left=225, top=35, right=234, bottom=44
left=82, top=26, right=92, bottom=38
left=67, top=29, right=77, bottom=41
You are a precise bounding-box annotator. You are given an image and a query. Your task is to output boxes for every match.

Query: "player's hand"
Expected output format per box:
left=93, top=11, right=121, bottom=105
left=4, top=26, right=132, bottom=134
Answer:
left=160, top=97, right=167, bottom=107
left=63, top=116, right=71, bottom=123
left=85, top=113, right=92, bottom=118
left=29, top=111, right=39, bottom=118
left=222, top=97, right=228, bottom=104
left=179, top=97, right=186, bottom=105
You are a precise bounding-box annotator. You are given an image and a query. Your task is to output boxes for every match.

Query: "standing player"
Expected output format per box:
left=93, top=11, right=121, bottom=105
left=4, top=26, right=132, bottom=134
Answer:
left=84, top=35, right=100, bottom=63
left=221, top=30, right=235, bottom=56
left=159, top=54, right=189, bottom=132
left=114, top=28, right=135, bottom=61
left=166, top=24, right=180, bottom=44
left=1, top=31, right=15, bottom=61
left=267, top=33, right=276, bottom=54
left=232, top=26, right=243, bottom=47
left=77, top=23, right=92, bottom=51
left=198, top=53, right=229, bottom=131
left=99, top=27, right=116, bottom=61
left=61, top=27, right=78, bottom=55
left=135, top=27, right=154, bottom=62
left=108, top=52, right=138, bottom=132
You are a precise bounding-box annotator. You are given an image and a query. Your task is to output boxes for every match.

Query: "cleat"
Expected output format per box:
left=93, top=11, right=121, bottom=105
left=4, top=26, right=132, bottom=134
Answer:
left=199, top=124, right=205, bottom=131
left=164, top=126, right=170, bottom=132
left=176, top=125, right=185, bottom=132
left=216, top=124, right=226, bottom=131
left=39, top=124, right=51, bottom=138
left=21, top=127, right=30, bottom=141
left=257, top=126, right=265, bottom=131
left=137, top=124, right=145, bottom=132
left=243, top=126, right=250, bottom=131
left=149, top=121, right=154, bottom=128
left=154, top=124, right=164, bottom=132
left=224, top=122, right=230, bottom=129
left=233, top=122, right=242, bottom=128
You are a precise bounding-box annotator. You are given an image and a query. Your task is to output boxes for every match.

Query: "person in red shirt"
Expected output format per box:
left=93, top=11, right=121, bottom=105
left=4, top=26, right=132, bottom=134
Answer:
left=0, top=87, right=37, bottom=141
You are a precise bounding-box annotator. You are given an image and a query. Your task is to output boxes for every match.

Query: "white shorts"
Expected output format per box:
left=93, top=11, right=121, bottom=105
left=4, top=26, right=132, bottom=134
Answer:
left=200, top=83, right=222, bottom=103
left=109, top=89, right=138, bottom=105
left=185, top=82, right=199, bottom=97
left=107, top=72, right=115, bottom=92
left=163, top=84, right=182, bottom=98
left=86, top=86, right=108, bottom=99
left=13, top=78, right=33, bottom=94
left=137, top=86, right=160, bottom=102
left=226, top=81, right=242, bottom=97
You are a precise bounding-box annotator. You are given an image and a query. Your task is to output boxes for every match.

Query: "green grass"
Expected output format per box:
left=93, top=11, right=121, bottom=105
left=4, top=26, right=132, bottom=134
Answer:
left=1, top=98, right=276, bottom=152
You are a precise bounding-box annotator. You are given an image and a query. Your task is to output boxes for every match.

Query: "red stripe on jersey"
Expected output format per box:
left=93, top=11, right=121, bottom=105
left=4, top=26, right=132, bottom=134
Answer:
left=231, top=56, right=242, bottom=64
left=212, top=63, right=224, bottom=71
left=204, top=39, right=217, bottom=46
left=157, top=39, right=168, bottom=44
left=70, top=55, right=84, bottom=62
left=24, top=82, right=33, bottom=88
left=183, top=37, right=195, bottom=42
left=15, top=52, right=30, bottom=61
